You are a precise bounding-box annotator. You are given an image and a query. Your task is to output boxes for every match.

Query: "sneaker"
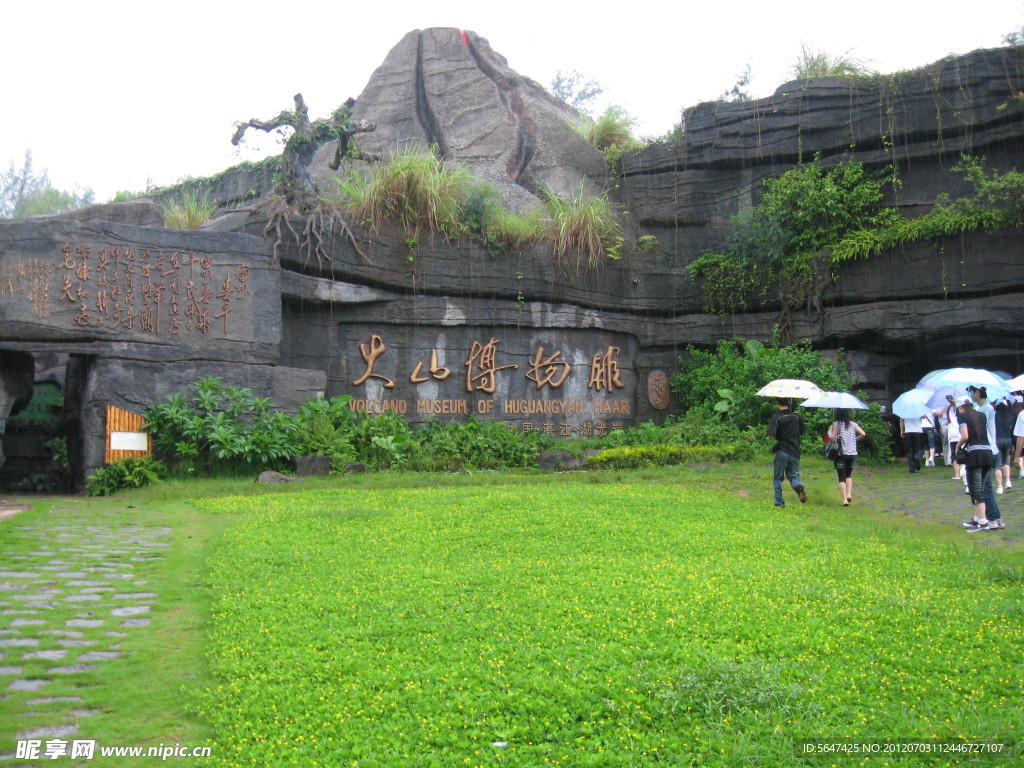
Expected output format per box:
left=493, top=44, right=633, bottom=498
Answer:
left=795, top=485, right=808, bottom=503
left=1005, top=481, right=1012, bottom=491
left=926, top=457, right=935, bottom=467
left=997, top=486, right=1004, bottom=495
left=773, top=503, right=785, bottom=508
left=1019, top=469, right=1024, bottom=479
left=967, top=521, right=991, bottom=532
left=963, top=518, right=985, bottom=527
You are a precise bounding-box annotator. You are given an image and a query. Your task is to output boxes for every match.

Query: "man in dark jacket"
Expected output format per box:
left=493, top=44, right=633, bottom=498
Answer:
left=769, top=398, right=807, bottom=506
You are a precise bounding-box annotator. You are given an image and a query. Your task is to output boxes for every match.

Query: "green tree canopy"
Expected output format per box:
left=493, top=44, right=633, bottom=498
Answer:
left=0, top=150, right=94, bottom=219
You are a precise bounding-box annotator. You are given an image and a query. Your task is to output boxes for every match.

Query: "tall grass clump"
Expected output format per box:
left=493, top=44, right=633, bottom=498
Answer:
left=542, top=182, right=622, bottom=270
left=574, top=105, right=637, bottom=151
left=790, top=44, right=873, bottom=79
left=160, top=189, right=217, bottom=229
left=482, top=206, right=544, bottom=250
left=334, top=144, right=468, bottom=237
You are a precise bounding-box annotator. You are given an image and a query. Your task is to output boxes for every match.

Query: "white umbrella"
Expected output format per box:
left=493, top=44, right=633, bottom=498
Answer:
left=1005, top=373, right=1024, bottom=391
left=800, top=391, right=870, bottom=409
left=755, top=379, right=824, bottom=398
left=892, top=388, right=934, bottom=419
left=920, top=367, right=1010, bottom=400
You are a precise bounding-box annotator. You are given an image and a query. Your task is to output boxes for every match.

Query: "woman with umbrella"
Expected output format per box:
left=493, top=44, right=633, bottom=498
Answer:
left=828, top=408, right=866, bottom=506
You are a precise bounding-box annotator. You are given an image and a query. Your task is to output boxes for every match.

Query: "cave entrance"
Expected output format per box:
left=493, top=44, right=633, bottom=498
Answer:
left=0, top=351, right=88, bottom=494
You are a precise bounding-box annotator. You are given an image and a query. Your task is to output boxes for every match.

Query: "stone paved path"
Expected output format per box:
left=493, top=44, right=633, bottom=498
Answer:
left=0, top=499, right=170, bottom=765
left=815, top=461, right=1024, bottom=551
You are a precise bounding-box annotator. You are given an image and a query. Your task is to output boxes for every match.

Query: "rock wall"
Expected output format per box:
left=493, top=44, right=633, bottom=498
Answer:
left=0, top=219, right=324, bottom=482
left=3, top=39, right=1024, bottom=484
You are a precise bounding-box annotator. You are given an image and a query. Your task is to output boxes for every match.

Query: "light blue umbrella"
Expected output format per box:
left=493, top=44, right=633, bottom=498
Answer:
left=925, top=385, right=964, bottom=410
left=892, top=388, right=934, bottom=419
left=800, top=391, right=870, bottom=410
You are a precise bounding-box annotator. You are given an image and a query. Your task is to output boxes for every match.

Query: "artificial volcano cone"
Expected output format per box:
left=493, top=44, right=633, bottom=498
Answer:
left=311, top=27, right=608, bottom=211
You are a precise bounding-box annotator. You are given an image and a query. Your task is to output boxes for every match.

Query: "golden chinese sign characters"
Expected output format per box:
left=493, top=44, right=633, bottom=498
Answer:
left=465, top=337, right=518, bottom=394
left=349, top=333, right=631, bottom=434
left=588, top=346, right=624, bottom=393
left=353, top=334, right=394, bottom=388
left=525, top=346, right=572, bottom=389
left=409, top=349, right=452, bottom=383
left=1, top=244, right=252, bottom=337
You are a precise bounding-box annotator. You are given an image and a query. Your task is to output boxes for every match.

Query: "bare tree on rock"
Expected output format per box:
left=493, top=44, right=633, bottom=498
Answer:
left=232, top=94, right=375, bottom=265
left=232, top=94, right=375, bottom=210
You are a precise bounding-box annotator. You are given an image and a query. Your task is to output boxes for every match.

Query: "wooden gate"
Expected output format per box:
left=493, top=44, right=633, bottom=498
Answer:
left=105, top=405, right=152, bottom=464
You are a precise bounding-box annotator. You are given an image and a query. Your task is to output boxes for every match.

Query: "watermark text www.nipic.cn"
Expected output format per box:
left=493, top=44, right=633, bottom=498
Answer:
left=17, top=740, right=212, bottom=760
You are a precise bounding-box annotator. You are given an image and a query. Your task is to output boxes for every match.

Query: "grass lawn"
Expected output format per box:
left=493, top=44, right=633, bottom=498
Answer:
left=2, top=464, right=1023, bottom=766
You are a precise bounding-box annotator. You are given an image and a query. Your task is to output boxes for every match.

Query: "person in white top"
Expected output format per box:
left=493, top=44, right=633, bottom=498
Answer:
left=934, top=404, right=951, bottom=465
left=946, top=395, right=964, bottom=480
left=899, top=413, right=924, bottom=473
left=1012, top=408, right=1024, bottom=478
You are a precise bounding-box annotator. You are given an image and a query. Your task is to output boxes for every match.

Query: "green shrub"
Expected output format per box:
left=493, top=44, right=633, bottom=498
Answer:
left=294, top=396, right=357, bottom=472
left=410, top=417, right=541, bottom=471
left=672, top=336, right=891, bottom=460
left=161, top=189, right=217, bottom=229
left=832, top=156, right=1024, bottom=261
left=143, top=376, right=301, bottom=473
left=349, top=411, right=415, bottom=470
left=586, top=443, right=753, bottom=468
left=85, top=457, right=167, bottom=496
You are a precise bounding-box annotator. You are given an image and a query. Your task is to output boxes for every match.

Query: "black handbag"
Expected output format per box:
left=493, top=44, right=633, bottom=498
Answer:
left=824, top=431, right=842, bottom=459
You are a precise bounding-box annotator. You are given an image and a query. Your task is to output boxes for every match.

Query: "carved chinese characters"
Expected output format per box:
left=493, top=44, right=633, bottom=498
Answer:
left=2, top=243, right=252, bottom=337
left=0, top=259, right=52, bottom=318
left=648, top=370, right=670, bottom=410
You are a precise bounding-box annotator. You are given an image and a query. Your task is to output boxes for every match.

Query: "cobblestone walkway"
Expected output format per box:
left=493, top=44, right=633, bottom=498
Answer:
left=0, top=499, right=170, bottom=764
left=820, top=462, right=1024, bottom=551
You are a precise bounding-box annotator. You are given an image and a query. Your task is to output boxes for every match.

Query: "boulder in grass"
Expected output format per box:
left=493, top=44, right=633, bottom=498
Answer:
left=294, top=455, right=332, bottom=476
left=538, top=450, right=574, bottom=470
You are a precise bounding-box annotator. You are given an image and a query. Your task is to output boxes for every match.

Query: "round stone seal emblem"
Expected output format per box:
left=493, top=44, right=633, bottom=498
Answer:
left=647, top=370, right=670, bottom=410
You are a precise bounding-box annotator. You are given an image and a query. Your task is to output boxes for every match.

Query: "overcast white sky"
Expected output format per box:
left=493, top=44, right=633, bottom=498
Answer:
left=3, top=0, right=1022, bottom=202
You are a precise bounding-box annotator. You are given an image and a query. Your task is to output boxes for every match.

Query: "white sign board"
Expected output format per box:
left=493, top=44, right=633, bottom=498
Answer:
left=109, top=431, right=149, bottom=452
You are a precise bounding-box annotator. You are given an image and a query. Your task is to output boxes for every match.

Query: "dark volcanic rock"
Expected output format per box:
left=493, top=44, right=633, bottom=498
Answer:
left=538, top=450, right=574, bottom=470
left=622, top=48, right=1024, bottom=231
left=50, top=200, right=164, bottom=228
left=294, top=455, right=332, bottom=476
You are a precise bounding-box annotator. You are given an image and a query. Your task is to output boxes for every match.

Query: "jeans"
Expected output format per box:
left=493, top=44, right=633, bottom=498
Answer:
left=984, top=462, right=1002, bottom=521
left=773, top=450, right=802, bottom=506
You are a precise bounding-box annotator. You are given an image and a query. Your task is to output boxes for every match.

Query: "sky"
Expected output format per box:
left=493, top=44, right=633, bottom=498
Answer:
left=3, top=0, right=1022, bottom=202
